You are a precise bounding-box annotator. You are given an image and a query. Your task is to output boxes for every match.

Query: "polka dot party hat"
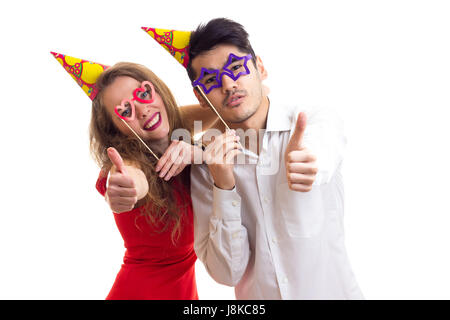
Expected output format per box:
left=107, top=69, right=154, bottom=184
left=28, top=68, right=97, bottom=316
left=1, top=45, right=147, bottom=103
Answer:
left=141, top=27, right=191, bottom=69
left=50, top=52, right=109, bottom=101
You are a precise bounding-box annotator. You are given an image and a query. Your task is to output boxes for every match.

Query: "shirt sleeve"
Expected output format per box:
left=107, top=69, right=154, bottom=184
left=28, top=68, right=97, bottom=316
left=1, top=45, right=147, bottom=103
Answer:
left=190, top=164, right=251, bottom=286
left=300, top=105, right=347, bottom=185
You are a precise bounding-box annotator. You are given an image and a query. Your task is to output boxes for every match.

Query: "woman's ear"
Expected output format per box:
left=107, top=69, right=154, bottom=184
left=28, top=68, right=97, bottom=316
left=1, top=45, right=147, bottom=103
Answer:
left=256, top=56, right=268, bottom=81
left=193, top=87, right=209, bottom=108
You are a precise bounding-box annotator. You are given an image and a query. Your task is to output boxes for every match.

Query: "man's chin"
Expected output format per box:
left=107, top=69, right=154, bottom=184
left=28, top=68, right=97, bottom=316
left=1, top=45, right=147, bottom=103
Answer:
left=225, top=109, right=257, bottom=124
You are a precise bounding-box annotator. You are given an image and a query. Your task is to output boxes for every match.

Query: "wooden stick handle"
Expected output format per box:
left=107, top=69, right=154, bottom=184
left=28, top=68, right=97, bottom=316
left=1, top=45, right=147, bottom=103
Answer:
left=119, top=118, right=160, bottom=161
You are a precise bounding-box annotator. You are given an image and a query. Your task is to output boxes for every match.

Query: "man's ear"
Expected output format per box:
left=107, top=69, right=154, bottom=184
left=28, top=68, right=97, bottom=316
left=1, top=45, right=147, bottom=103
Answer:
left=193, top=87, right=209, bottom=108
left=256, top=56, right=268, bottom=81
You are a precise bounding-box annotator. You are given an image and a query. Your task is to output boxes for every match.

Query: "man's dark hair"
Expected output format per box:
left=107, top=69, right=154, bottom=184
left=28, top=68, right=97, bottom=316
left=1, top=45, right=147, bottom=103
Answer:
left=187, top=18, right=257, bottom=81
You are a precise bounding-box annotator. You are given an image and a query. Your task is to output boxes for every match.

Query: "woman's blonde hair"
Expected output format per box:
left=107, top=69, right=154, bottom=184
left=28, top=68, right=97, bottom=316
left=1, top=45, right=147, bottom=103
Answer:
left=90, top=62, right=190, bottom=242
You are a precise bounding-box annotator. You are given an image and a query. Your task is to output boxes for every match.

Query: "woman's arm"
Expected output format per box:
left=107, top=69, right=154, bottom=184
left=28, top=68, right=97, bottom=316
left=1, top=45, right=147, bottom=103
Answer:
left=179, top=104, right=218, bottom=133
left=106, top=147, right=149, bottom=213
left=155, top=140, right=204, bottom=181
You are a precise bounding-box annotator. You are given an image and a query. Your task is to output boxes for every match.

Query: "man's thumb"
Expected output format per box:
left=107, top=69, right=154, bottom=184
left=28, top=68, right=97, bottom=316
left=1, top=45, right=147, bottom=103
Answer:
left=289, top=112, right=307, bottom=149
left=107, top=147, right=127, bottom=174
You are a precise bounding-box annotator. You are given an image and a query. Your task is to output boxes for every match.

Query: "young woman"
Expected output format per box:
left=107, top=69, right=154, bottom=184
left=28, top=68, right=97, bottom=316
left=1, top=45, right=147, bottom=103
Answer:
left=90, top=62, right=213, bottom=300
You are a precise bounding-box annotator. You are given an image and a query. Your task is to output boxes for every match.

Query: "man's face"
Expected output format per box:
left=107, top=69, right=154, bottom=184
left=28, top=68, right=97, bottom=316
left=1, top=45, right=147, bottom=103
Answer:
left=191, top=44, right=266, bottom=125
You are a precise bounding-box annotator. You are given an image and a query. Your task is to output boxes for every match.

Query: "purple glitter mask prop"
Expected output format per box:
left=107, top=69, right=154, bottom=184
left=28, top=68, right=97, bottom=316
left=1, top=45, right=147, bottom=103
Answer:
left=192, top=53, right=252, bottom=94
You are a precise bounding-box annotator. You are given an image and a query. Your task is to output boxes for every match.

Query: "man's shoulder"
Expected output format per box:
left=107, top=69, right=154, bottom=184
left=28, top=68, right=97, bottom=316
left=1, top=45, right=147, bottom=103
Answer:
left=269, top=90, right=341, bottom=122
left=190, top=163, right=213, bottom=184
left=288, top=104, right=344, bottom=130
left=190, top=163, right=209, bottom=175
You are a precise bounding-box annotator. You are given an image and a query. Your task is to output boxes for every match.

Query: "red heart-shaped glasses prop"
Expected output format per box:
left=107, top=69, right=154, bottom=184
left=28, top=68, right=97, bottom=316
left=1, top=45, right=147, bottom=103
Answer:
left=114, top=81, right=155, bottom=121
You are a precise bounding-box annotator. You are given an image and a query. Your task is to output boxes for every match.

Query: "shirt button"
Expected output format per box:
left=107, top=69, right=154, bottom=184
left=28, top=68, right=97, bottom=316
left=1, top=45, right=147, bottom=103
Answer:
left=232, top=200, right=240, bottom=207
left=232, top=232, right=240, bottom=239
left=272, top=237, right=278, bottom=244
left=263, top=196, right=270, bottom=204
left=282, top=276, right=288, bottom=284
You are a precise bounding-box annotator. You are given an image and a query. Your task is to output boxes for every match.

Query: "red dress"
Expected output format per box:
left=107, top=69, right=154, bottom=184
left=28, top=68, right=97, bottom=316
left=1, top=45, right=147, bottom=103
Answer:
left=96, top=170, right=198, bottom=300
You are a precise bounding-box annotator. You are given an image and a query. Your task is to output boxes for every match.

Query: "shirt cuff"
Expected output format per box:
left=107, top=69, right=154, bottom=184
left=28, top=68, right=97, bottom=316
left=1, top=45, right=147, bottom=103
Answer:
left=212, top=185, right=242, bottom=221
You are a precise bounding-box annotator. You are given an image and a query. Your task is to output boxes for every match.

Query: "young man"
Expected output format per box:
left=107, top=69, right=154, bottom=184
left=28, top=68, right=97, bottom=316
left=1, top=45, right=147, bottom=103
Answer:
left=188, top=18, right=364, bottom=299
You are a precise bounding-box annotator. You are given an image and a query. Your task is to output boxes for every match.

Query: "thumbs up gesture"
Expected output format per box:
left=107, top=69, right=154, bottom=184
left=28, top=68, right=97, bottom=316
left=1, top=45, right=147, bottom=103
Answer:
left=284, top=112, right=318, bottom=192
left=105, top=147, right=148, bottom=213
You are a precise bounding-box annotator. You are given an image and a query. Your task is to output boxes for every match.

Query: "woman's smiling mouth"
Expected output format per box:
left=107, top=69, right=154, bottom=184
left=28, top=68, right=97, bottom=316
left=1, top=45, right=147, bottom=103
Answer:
left=143, top=112, right=162, bottom=131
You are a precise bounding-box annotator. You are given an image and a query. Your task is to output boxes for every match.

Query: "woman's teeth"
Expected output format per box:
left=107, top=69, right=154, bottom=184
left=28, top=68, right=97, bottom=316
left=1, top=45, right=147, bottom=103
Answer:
left=144, top=113, right=160, bottom=129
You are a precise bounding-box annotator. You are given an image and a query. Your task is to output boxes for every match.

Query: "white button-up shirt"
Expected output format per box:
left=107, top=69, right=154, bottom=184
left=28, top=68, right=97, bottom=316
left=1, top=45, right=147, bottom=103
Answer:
left=190, top=92, right=364, bottom=299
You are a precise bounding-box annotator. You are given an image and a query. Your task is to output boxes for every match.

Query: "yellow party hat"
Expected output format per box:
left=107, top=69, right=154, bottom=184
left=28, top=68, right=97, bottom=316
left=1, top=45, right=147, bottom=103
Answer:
left=51, top=52, right=109, bottom=101
left=141, top=27, right=191, bottom=68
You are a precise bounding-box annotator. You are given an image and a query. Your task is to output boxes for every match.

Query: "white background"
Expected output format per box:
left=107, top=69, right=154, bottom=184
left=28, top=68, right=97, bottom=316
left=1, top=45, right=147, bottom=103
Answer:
left=0, top=0, right=449, bottom=299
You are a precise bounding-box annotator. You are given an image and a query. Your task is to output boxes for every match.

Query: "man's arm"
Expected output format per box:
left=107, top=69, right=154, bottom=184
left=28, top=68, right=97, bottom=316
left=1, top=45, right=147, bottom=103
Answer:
left=190, top=165, right=251, bottom=286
